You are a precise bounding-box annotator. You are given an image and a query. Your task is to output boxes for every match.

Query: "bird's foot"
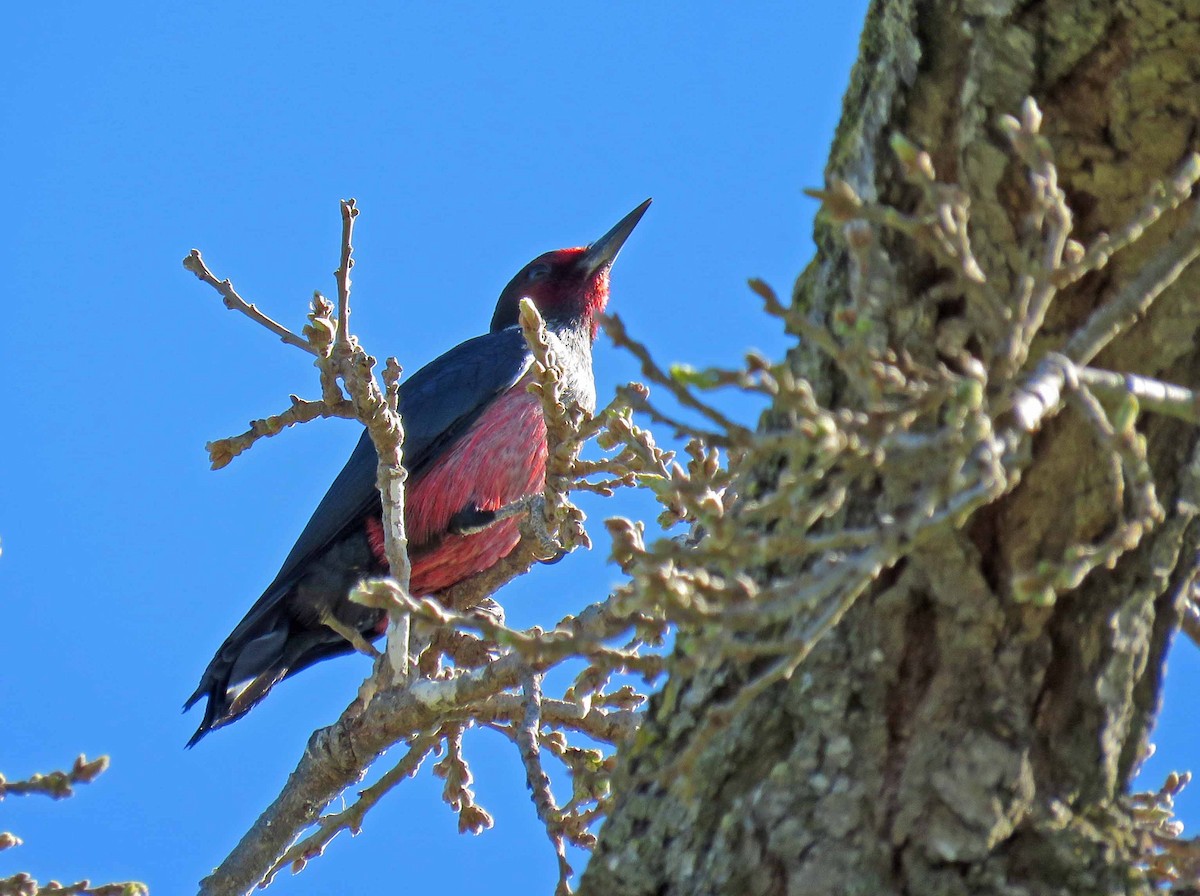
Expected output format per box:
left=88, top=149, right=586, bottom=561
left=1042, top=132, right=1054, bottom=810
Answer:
left=511, top=495, right=567, bottom=563
left=321, top=612, right=382, bottom=658
left=448, top=495, right=567, bottom=563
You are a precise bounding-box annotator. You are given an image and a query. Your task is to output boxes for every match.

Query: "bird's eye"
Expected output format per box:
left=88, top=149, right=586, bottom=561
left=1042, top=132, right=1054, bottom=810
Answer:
left=527, top=263, right=551, bottom=281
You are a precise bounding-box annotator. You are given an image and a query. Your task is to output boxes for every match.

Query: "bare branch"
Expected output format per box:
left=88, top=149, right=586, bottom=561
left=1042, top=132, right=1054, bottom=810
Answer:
left=0, top=755, right=109, bottom=801
left=602, top=313, right=749, bottom=442
left=183, top=250, right=317, bottom=355
left=0, top=876, right=149, bottom=896
left=197, top=593, right=639, bottom=895
left=1065, top=201, right=1200, bottom=365
left=205, top=395, right=356, bottom=470
left=515, top=669, right=574, bottom=895
left=333, top=198, right=357, bottom=350
left=1056, top=152, right=1200, bottom=290
left=1129, top=770, right=1200, bottom=887
left=0, top=757, right=147, bottom=896
left=1012, top=354, right=1200, bottom=433
left=1076, top=368, right=1200, bottom=426
left=263, top=730, right=443, bottom=884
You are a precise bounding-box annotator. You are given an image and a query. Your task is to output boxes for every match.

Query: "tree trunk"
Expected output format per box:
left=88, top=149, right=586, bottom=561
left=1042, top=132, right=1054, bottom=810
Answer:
left=582, top=2, right=1200, bottom=894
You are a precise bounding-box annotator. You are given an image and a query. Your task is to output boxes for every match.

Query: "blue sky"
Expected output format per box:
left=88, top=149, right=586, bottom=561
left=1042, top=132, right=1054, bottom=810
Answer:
left=3, top=3, right=1196, bottom=893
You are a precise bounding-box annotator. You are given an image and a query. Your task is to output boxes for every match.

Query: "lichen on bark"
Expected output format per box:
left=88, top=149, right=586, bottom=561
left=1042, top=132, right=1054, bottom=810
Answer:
left=581, top=2, right=1200, bottom=894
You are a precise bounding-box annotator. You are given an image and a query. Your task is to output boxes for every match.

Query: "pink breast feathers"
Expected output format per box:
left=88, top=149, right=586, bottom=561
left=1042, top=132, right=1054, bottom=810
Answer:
left=366, top=374, right=549, bottom=596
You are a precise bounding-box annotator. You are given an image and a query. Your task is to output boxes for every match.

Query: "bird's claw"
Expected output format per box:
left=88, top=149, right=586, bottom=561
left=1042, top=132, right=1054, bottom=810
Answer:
left=515, top=495, right=570, bottom=562
left=320, top=612, right=382, bottom=658
left=449, top=494, right=569, bottom=563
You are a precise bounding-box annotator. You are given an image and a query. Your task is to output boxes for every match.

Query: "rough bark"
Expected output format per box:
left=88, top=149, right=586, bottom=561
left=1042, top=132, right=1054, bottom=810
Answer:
left=582, top=2, right=1200, bottom=894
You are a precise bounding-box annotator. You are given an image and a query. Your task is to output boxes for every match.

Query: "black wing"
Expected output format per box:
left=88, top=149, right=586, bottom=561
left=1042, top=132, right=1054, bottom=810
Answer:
left=225, top=326, right=532, bottom=638
left=183, top=327, right=535, bottom=737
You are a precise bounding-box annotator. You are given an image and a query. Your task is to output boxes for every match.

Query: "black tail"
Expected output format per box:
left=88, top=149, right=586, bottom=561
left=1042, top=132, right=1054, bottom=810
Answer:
left=184, top=607, right=388, bottom=746
left=186, top=620, right=292, bottom=746
left=184, top=531, right=386, bottom=746
left=184, top=614, right=355, bottom=747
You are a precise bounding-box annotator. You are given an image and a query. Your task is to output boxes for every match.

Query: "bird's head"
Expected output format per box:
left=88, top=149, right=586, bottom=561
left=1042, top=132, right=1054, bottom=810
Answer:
left=490, top=199, right=651, bottom=337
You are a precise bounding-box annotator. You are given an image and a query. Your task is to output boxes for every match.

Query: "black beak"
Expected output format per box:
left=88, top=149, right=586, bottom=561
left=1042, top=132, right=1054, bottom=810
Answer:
left=582, top=198, right=652, bottom=276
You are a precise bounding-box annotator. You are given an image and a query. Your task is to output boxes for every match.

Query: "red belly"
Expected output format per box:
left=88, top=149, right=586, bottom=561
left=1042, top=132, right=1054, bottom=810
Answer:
left=369, top=377, right=548, bottom=595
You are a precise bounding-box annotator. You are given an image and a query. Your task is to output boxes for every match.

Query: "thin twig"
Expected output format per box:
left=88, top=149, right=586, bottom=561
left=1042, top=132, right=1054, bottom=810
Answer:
left=263, top=730, right=444, bottom=884
left=1012, top=354, right=1200, bottom=432
left=334, top=199, right=357, bottom=350
left=516, top=669, right=573, bottom=896
left=183, top=250, right=317, bottom=355
left=1064, top=202, right=1200, bottom=365
left=1077, top=367, right=1200, bottom=426
left=602, top=313, right=748, bottom=440
left=206, top=395, right=357, bottom=470
left=1057, top=152, right=1200, bottom=290
left=0, top=755, right=109, bottom=801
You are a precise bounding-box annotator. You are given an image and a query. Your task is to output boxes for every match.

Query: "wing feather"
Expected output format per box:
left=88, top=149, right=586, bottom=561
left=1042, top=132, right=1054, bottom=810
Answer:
left=221, top=327, right=533, bottom=642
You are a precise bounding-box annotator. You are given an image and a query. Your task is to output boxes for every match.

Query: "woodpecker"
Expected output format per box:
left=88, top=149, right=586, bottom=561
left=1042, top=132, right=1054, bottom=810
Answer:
left=185, top=200, right=651, bottom=745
